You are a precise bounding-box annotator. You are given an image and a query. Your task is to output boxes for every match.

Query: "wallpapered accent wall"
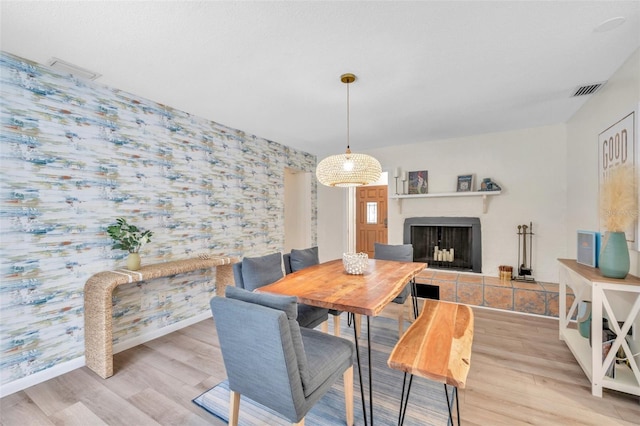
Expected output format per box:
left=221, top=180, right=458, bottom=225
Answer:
left=0, top=52, right=317, bottom=387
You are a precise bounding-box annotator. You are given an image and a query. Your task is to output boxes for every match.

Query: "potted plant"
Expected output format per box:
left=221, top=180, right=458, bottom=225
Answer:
left=599, top=165, right=638, bottom=278
left=107, top=217, right=153, bottom=271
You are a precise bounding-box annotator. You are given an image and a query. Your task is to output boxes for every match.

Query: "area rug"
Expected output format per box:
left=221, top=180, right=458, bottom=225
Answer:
left=193, top=316, right=454, bottom=425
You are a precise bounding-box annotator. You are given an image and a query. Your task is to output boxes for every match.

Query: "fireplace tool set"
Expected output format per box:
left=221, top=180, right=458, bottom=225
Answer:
left=515, top=222, right=535, bottom=281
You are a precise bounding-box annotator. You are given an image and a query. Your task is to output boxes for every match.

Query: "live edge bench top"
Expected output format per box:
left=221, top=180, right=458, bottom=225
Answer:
left=387, top=299, right=474, bottom=388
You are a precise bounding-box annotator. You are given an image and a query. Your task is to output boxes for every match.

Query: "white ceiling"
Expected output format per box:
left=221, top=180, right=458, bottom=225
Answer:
left=1, top=1, right=639, bottom=158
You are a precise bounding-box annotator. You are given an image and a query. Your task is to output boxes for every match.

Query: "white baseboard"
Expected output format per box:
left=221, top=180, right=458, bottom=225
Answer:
left=113, top=311, right=212, bottom=354
left=1, top=311, right=213, bottom=398
left=0, top=356, right=86, bottom=398
left=470, top=303, right=560, bottom=320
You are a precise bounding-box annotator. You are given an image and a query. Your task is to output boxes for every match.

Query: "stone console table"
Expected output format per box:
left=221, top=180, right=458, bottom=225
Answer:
left=84, top=255, right=239, bottom=378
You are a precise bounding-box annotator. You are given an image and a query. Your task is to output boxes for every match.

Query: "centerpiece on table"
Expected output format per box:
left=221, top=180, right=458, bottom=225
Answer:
left=343, top=252, right=369, bottom=275
left=599, top=165, right=638, bottom=278
left=107, top=217, right=153, bottom=271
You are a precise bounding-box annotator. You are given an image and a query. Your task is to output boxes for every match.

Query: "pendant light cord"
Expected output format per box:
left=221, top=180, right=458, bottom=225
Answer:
left=346, top=79, right=350, bottom=152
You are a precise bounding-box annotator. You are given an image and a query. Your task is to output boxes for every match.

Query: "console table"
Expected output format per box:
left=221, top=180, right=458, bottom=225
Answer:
left=558, top=259, right=640, bottom=397
left=84, top=255, right=239, bottom=378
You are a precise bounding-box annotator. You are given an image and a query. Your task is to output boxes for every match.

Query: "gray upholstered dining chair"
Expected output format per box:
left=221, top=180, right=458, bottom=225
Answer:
left=283, top=246, right=343, bottom=336
left=233, top=252, right=329, bottom=330
left=210, top=286, right=355, bottom=426
left=374, top=242, right=416, bottom=337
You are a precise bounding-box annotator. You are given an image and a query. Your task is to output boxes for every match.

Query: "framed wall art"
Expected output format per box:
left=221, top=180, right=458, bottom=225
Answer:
left=457, top=174, right=474, bottom=192
left=407, top=170, right=428, bottom=194
left=598, top=110, right=637, bottom=248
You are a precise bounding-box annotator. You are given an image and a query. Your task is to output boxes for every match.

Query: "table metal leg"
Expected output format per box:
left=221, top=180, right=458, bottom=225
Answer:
left=354, top=308, right=418, bottom=426
left=367, top=316, right=373, bottom=426
left=410, top=278, right=419, bottom=319
left=350, top=313, right=368, bottom=426
left=351, top=314, right=374, bottom=426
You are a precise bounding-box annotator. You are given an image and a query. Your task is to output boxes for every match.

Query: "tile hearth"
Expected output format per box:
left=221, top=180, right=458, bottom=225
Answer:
left=415, top=269, right=573, bottom=318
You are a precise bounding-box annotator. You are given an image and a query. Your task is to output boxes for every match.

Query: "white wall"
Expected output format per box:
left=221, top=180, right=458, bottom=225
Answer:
left=284, top=168, right=313, bottom=252
left=566, top=48, right=640, bottom=276
left=317, top=184, right=348, bottom=262
left=361, top=124, right=567, bottom=283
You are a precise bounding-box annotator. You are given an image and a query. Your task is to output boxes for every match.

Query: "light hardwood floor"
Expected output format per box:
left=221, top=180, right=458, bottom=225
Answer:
left=1, top=304, right=639, bottom=425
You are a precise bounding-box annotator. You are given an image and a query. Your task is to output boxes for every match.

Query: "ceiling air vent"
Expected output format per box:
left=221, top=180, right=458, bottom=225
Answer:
left=572, top=82, right=606, bottom=97
left=48, top=57, right=102, bottom=80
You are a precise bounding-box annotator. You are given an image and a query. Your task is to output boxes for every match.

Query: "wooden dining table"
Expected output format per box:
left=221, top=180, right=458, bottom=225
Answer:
left=258, top=257, right=427, bottom=426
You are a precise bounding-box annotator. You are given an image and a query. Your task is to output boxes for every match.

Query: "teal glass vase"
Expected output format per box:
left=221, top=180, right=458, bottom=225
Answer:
left=599, top=231, right=630, bottom=279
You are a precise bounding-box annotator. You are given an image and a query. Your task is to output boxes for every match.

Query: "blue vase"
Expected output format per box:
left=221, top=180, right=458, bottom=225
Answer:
left=577, top=301, right=591, bottom=339
left=599, top=231, right=630, bottom=279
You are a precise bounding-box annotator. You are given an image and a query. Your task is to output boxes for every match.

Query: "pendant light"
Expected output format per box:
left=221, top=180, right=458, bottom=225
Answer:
left=316, top=73, right=382, bottom=187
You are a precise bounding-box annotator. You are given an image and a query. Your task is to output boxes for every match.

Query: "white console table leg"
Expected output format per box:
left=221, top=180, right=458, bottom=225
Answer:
left=591, top=283, right=604, bottom=397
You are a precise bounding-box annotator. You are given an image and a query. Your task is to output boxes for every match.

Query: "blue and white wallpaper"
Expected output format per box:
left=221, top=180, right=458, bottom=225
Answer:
left=0, top=51, right=317, bottom=387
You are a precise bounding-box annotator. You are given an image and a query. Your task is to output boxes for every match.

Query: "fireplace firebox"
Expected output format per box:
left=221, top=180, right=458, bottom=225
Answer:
left=403, top=217, right=481, bottom=273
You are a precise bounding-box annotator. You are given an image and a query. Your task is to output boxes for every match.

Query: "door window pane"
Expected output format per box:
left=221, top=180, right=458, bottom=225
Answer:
left=366, top=202, right=377, bottom=224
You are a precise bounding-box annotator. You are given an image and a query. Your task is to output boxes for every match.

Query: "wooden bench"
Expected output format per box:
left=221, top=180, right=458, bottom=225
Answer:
left=387, top=299, right=474, bottom=425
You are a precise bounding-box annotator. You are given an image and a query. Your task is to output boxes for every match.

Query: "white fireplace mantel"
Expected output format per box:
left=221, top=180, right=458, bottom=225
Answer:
left=390, top=190, right=501, bottom=214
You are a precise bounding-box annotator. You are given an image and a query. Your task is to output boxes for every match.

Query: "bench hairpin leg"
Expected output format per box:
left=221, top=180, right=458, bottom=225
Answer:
left=398, top=373, right=407, bottom=425
left=455, top=386, right=460, bottom=426
left=398, top=372, right=414, bottom=426
left=443, top=384, right=461, bottom=426
left=444, top=384, right=454, bottom=426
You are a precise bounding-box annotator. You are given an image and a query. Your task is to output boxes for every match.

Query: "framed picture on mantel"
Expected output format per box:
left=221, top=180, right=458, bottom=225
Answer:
left=408, top=170, right=428, bottom=194
left=457, top=174, right=474, bottom=192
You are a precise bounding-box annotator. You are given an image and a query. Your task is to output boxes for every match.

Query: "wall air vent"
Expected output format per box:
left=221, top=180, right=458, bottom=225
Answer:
left=48, top=57, right=102, bottom=80
left=572, top=82, right=606, bottom=97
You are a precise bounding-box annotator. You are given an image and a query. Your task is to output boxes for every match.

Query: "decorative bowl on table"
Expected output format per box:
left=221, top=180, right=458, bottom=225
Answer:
left=342, top=252, right=369, bottom=275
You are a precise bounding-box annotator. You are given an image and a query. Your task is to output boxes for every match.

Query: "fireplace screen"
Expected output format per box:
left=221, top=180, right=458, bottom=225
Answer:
left=404, top=217, right=482, bottom=273
left=412, top=226, right=472, bottom=270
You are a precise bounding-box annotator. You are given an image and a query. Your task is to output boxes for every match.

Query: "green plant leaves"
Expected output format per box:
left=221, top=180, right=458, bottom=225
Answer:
left=106, top=217, right=153, bottom=253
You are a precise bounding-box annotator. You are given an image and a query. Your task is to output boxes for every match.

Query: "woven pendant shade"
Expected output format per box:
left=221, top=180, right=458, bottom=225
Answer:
left=316, top=150, right=382, bottom=187
left=316, top=73, right=382, bottom=187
